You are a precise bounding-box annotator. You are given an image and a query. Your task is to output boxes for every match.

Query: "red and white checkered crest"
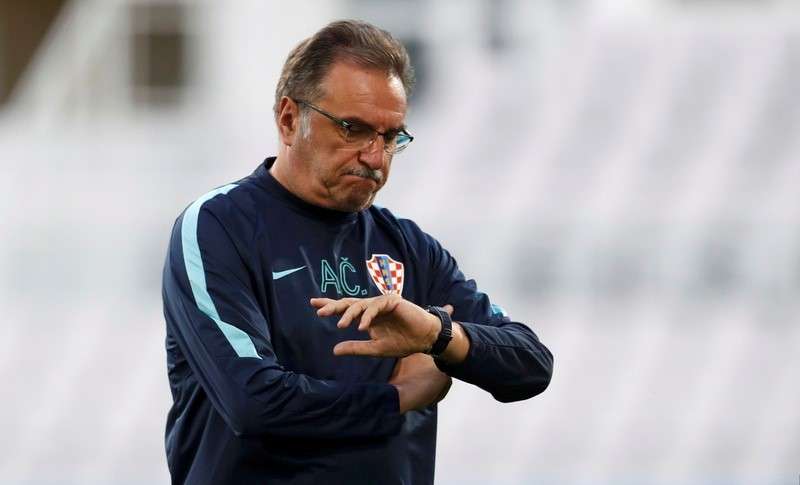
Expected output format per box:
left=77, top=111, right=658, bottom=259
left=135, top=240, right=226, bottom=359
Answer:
left=365, top=254, right=404, bottom=296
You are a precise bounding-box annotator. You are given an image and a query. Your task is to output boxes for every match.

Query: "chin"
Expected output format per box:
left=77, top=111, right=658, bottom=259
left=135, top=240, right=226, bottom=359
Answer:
left=338, top=192, right=376, bottom=212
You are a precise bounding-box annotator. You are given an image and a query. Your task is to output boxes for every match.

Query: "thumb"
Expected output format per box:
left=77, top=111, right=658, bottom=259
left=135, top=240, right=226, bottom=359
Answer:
left=333, top=339, right=380, bottom=357
left=443, top=304, right=454, bottom=316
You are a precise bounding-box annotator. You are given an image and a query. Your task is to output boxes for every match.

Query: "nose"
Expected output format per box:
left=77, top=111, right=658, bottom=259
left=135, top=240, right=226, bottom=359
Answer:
left=358, top=137, right=386, bottom=170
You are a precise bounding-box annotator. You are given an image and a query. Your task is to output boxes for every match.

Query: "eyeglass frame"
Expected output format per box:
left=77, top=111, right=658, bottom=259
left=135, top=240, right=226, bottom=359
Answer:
left=293, top=99, right=414, bottom=154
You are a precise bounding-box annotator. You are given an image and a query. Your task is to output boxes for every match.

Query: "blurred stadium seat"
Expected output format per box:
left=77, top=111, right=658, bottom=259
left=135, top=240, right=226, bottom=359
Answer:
left=0, top=1, right=798, bottom=484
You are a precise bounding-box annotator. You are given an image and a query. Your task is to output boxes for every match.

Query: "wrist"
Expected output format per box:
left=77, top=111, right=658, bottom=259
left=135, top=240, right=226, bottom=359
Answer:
left=423, top=313, right=441, bottom=351
left=438, top=321, right=470, bottom=364
left=423, top=306, right=453, bottom=357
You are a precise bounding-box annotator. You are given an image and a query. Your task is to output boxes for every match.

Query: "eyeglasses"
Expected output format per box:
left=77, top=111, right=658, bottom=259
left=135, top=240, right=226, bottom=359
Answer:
left=294, top=99, right=414, bottom=154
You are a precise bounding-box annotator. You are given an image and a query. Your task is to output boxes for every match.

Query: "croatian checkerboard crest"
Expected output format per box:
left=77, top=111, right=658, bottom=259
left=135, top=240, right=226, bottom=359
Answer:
left=365, top=254, right=404, bottom=296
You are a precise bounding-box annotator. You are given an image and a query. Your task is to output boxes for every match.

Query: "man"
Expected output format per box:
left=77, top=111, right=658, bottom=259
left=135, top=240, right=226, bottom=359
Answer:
left=162, top=19, right=553, bottom=485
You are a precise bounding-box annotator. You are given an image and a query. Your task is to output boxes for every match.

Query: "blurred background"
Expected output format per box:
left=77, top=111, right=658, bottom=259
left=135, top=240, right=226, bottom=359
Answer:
left=1, top=0, right=798, bottom=484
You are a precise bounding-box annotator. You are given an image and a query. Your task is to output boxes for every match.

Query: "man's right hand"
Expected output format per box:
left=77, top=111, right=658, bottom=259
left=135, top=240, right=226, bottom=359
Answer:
left=389, top=353, right=452, bottom=413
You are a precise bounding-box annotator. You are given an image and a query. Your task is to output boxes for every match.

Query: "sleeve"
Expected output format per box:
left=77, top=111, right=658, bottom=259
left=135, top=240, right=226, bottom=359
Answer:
left=162, top=196, right=403, bottom=439
left=419, top=230, right=554, bottom=403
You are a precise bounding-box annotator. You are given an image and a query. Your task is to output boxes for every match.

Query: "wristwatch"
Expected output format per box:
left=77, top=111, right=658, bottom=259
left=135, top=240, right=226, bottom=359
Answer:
left=424, top=305, right=453, bottom=357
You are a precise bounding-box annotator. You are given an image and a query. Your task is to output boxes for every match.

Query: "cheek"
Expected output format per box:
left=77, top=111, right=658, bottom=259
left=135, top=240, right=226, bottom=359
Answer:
left=381, top=155, right=393, bottom=179
left=316, top=152, right=360, bottom=187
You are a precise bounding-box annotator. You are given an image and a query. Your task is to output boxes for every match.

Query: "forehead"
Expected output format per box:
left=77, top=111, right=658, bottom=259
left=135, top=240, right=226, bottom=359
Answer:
left=317, top=60, right=407, bottom=129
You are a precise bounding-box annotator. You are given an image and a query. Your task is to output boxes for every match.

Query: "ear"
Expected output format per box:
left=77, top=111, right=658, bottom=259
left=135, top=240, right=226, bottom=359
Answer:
left=276, top=96, right=300, bottom=146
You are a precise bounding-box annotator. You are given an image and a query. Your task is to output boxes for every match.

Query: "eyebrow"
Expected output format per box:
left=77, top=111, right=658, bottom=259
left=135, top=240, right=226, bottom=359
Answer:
left=342, top=115, right=406, bottom=132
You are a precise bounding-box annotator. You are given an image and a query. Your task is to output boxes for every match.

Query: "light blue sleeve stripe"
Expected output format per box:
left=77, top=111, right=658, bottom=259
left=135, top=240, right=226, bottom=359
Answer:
left=491, top=303, right=508, bottom=318
left=180, top=184, right=261, bottom=359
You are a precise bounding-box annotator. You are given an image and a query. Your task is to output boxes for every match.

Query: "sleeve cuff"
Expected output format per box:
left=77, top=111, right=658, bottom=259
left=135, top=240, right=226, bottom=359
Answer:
left=433, top=320, right=479, bottom=379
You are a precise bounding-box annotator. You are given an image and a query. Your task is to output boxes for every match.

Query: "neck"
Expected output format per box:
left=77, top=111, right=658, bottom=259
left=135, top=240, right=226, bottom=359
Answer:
left=269, top=150, right=295, bottom=196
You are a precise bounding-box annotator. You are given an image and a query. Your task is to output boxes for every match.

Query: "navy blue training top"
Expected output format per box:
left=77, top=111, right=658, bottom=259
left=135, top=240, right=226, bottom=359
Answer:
left=162, top=158, right=553, bottom=484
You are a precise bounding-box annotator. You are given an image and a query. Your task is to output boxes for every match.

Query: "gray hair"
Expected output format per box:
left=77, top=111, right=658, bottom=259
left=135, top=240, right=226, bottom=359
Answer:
left=274, top=19, right=415, bottom=119
left=298, top=108, right=312, bottom=139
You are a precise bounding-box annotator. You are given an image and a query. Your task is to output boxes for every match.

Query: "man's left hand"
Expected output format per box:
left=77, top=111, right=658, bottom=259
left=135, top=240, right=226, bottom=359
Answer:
left=389, top=353, right=452, bottom=413
left=310, top=295, right=450, bottom=357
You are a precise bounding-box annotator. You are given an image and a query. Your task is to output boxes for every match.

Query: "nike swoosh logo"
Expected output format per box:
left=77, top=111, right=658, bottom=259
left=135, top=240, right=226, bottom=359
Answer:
left=272, top=266, right=307, bottom=280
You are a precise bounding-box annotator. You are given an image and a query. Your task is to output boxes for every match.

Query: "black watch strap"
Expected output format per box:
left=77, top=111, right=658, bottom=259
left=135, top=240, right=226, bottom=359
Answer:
left=425, top=306, right=453, bottom=357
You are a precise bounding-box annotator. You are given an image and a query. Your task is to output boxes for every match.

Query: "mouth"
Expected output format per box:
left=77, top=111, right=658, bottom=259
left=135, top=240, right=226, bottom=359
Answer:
left=342, top=168, right=383, bottom=184
left=343, top=174, right=379, bottom=187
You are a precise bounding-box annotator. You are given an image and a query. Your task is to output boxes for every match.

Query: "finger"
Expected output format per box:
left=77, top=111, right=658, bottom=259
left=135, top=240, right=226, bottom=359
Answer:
left=313, top=298, right=357, bottom=317
left=316, top=301, right=342, bottom=317
left=337, top=299, right=370, bottom=329
left=309, top=297, right=334, bottom=308
left=333, top=339, right=381, bottom=357
left=310, top=298, right=335, bottom=314
left=443, top=304, right=454, bottom=316
left=357, top=297, right=389, bottom=331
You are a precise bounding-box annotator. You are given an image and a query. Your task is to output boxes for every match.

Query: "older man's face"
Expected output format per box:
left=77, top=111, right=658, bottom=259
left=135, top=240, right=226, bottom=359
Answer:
left=293, top=60, right=408, bottom=212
